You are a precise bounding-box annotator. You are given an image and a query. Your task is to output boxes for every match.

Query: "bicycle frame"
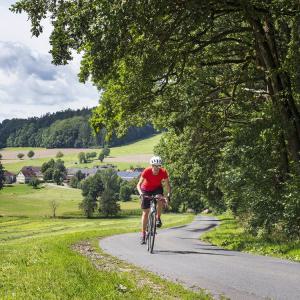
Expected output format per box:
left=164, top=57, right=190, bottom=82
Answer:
left=144, top=195, right=158, bottom=254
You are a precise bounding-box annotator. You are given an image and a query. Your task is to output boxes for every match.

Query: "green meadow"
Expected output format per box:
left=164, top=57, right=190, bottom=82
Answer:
left=0, top=184, right=82, bottom=217
left=0, top=183, right=208, bottom=299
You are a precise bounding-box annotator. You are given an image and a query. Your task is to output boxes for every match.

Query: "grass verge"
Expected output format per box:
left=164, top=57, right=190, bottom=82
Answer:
left=201, top=213, right=300, bottom=262
left=0, top=214, right=211, bottom=299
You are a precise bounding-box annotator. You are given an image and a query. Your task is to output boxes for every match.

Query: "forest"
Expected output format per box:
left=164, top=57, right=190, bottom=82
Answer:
left=11, top=0, right=300, bottom=239
left=0, top=108, right=157, bottom=148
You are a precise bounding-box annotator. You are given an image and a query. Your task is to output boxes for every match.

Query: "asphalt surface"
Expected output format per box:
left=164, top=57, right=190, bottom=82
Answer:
left=100, top=215, right=300, bottom=300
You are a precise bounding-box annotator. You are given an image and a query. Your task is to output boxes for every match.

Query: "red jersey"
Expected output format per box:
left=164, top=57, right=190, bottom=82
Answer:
left=141, top=167, right=169, bottom=191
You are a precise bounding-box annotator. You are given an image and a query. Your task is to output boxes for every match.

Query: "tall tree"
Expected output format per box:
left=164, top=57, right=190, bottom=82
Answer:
left=11, top=1, right=300, bottom=236
left=11, top=0, right=300, bottom=172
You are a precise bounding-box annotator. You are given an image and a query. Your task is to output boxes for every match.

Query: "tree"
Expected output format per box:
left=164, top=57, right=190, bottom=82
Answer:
left=0, top=162, right=5, bottom=190
left=43, top=168, right=54, bottom=182
left=17, top=153, right=24, bottom=160
left=56, top=151, right=64, bottom=158
left=119, top=183, right=132, bottom=202
left=0, top=153, right=2, bottom=160
left=69, top=176, right=79, bottom=189
left=103, top=146, right=110, bottom=157
left=41, top=159, right=55, bottom=174
left=53, top=169, right=64, bottom=185
left=80, top=172, right=104, bottom=218
left=78, top=152, right=87, bottom=164
left=52, top=159, right=66, bottom=185
left=11, top=1, right=300, bottom=237
left=27, top=150, right=35, bottom=159
left=28, top=177, right=40, bottom=189
left=98, top=151, right=105, bottom=162
left=99, top=169, right=120, bottom=216
left=69, top=170, right=85, bottom=188
left=49, top=200, right=59, bottom=218
left=12, top=0, right=299, bottom=172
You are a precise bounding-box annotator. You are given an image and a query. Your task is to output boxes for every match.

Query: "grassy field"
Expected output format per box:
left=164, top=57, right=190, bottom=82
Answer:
left=0, top=184, right=143, bottom=218
left=201, top=213, right=300, bottom=262
left=0, top=181, right=210, bottom=299
left=110, top=134, right=162, bottom=156
left=0, top=214, right=210, bottom=299
left=2, top=134, right=161, bottom=173
left=0, top=184, right=82, bottom=217
left=0, top=134, right=213, bottom=299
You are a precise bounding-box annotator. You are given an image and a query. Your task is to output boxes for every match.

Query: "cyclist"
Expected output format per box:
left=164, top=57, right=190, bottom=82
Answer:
left=137, top=155, right=171, bottom=244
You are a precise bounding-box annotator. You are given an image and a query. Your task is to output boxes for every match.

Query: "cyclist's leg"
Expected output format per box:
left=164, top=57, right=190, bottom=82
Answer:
left=152, top=187, right=164, bottom=227
left=142, top=208, right=150, bottom=233
left=140, top=191, right=151, bottom=242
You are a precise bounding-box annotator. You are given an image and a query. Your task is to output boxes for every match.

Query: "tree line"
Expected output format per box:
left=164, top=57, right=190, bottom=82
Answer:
left=11, top=1, right=300, bottom=239
left=0, top=108, right=157, bottom=149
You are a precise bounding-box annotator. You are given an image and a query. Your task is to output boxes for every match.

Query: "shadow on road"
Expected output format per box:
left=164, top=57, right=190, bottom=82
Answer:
left=168, top=225, right=188, bottom=230
left=185, top=224, right=218, bottom=232
left=155, top=249, right=233, bottom=256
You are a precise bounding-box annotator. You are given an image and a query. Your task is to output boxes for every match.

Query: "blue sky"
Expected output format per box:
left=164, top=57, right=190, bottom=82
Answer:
left=0, top=1, right=99, bottom=121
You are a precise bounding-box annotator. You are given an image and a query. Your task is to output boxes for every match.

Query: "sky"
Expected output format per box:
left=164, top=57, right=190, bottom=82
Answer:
left=0, top=1, right=99, bottom=122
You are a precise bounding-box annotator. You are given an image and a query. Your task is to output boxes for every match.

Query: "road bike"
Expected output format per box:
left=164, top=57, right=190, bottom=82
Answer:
left=144, top=195, right=167, bottom=254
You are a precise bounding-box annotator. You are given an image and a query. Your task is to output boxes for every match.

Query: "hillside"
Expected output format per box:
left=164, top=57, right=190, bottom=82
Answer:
left=0, top=108, right=157, bottom=149
left=1, top=133, right=162, bottom=173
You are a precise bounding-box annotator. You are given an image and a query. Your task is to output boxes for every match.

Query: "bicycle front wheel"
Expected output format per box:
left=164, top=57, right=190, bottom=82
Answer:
left=148, top=212, right=156, bottom=254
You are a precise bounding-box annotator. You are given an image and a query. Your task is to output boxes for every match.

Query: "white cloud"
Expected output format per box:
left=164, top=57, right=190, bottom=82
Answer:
left=0, top=41, right=99, bottom=109
left=0, top=1, right=100, bottom=121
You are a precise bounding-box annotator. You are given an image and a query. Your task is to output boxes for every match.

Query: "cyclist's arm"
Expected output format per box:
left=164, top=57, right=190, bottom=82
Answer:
left=136, top=176, right=145, bottom=196
left=163, top=178, right=171, bottom=197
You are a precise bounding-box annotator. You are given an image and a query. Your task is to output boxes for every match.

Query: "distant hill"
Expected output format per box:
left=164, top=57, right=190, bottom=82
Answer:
left=0, top=108, right=157, bottom=149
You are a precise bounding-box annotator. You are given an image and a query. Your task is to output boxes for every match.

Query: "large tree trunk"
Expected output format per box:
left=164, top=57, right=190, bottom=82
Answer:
left=245, top=7, right=300, bottom=167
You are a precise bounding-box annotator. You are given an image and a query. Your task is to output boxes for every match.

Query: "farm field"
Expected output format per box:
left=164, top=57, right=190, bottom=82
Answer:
left=0, top=134, right=161, bottom=173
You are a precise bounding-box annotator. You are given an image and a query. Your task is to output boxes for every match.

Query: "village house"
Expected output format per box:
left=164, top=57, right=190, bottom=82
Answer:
left=16, top=166, right=43, bottom=184
left=4, top=171, right=16, bottom=184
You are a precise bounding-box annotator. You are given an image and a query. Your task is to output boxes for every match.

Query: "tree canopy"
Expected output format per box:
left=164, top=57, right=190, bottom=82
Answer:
left=11, top=0, right=300, bottom=237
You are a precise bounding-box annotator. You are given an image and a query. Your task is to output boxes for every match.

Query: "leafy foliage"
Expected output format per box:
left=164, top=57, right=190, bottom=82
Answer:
left=119, top=183, right=132, bottom=202
left=79, top=169, right=121, bottom=217
left=10, top=0, right=300, bottom=237
left=28, top=177, right=40, bottom=189
left=27, top=150, right=35, bottom=159
left=17, top=153, right=24, bottom=160
left=0, top=108, right=157, bottom=149
left=41, top=159, right=66, bottom=185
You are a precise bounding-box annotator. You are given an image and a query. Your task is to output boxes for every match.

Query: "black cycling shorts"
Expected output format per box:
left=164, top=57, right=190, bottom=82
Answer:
left=141, top=187, right=163, bottom=209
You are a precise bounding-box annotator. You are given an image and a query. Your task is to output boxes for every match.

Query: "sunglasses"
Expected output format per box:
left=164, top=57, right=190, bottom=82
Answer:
left=152, top=165, right=161, bottom=168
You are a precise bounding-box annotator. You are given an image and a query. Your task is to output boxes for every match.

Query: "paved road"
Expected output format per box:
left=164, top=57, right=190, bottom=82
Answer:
left=100, top=215, right=300, bottom=300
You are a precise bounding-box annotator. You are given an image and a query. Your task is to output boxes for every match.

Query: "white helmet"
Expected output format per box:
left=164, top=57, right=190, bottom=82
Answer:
left=150, top=156, right=162, bottom=165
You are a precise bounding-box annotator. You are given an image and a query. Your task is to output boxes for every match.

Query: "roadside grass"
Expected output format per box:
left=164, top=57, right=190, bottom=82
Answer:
left=201, top=213, right=300, bottom=262
left=0, top=214, right=210, bottom=299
